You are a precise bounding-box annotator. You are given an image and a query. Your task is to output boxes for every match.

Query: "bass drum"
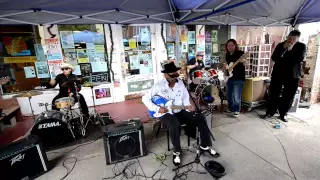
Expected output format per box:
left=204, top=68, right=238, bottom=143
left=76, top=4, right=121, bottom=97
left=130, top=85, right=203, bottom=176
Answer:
left=195, top=84, right=221, bottom=105
left=31, top=110, right=72, bottom=148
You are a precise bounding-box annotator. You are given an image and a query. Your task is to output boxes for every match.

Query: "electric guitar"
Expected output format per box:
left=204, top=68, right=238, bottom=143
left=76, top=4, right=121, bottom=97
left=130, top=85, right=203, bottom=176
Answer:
left=0, top=76, right=10, bottom=85
left=148, top=95, right=188, bottom=118
left=224, top=52, right=249, bottom=82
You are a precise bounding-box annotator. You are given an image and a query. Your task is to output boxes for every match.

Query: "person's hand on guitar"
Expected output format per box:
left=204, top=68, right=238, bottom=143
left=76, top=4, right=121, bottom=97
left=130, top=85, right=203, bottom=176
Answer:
left=186, top=105, right=194, bottom=112
left=158, top=107, right=168, bottom=113
left=69, top=92, right=74, bottom=97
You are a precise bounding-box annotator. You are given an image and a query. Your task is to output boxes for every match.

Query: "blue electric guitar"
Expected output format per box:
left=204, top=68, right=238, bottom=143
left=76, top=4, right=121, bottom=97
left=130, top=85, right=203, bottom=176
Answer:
left=148, top=95, right=187, bottom=118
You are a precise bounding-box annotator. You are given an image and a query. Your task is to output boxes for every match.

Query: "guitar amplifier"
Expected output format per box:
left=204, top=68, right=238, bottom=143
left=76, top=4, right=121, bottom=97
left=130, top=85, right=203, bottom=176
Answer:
left=102, top=119, right=146, bottom=164
left=0, top=135, right=49, bottom=180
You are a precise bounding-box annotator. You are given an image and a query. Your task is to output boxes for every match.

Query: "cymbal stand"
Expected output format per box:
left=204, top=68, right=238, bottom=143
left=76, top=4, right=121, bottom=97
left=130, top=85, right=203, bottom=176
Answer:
left=73, top=82, right=87, bottom=136
left=84, top=86, right=104, bottom=129
left=28, top=97, right=36, bottom=121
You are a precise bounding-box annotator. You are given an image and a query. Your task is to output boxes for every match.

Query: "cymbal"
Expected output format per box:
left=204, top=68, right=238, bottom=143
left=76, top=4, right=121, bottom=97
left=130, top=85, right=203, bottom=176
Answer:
left=13, top=91, right=43, bottom=98
left=83, top=82, right=104, bottom=87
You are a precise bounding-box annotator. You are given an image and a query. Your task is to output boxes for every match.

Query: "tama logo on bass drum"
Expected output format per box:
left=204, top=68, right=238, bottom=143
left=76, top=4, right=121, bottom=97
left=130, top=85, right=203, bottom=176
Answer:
left=38, top=122, right=61, bottom=129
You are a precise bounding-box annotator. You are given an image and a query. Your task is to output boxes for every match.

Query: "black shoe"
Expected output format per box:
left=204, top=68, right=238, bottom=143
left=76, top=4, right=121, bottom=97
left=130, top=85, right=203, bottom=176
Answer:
left=200, top=146, right=220, bottom=157
left=280, top=115, right=288, bottom=122
left=261, top=114, right=272, bottom=119
left=173, top=152, right=181, bottom=166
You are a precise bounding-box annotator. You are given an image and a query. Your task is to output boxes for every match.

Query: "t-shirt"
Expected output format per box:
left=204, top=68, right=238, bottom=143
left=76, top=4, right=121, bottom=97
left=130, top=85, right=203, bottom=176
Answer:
left=187, top=58, right=204, bottom=78
left=226, top=50, right=245, bottom=81
left=53, top=73, right=81, bottom=96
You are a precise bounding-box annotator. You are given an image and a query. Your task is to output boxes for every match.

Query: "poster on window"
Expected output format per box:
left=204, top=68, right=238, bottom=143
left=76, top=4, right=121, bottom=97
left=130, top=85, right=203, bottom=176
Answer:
left=73, top=65, right=81, bottom=75
left=24, top=66, right=36, bottom=78
left=205, top=31, right=212, bottom=43
left=205, top=43, right=212, bottom=66
left=91, top=62, right=108, bottom=73
left=196, top=35, right=205, bottom=52
left=77, top=49, right=89, bottom=63
left=139, top=53, right=152, bottom=74
left=95, top=88, right=111, bottom=99
left=140, top=28, right=151, bottom=46
left=181, top=42, right=188, bottom=53
left=64, top=49, right=77, bottom=65
left=60, top=31, right=75, bottom=49
left=94, top=45, right=105, bottom=53
left=48, top=60, right=62, bottom=79
left=167, top=43, right=175, bottom=56
left=188, top=31, right=195, bottom=44
left=129, top=55, right=139, bottom=70
left=211, top=30, right=218, bottom=43
left=45, top=39, right=63, bottom=60
left=34, top=44, right=46, bottom=61
left=89, top=53, right=105, bottom=62
left=188, top=44, right=196, bottom=57
left=93, top=34, right=105, bottom=45
left=80, top=63, right=92, bottom=77
left=129, top=39, right=137, bottom=49
left=180, top=29, right=188, bottom=42
left=35, top=62, right=50, bottom=78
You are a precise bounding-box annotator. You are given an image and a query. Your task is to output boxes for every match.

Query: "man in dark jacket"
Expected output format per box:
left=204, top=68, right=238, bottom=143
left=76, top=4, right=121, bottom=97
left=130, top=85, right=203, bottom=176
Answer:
left=262, top=30, right=306, bottom=122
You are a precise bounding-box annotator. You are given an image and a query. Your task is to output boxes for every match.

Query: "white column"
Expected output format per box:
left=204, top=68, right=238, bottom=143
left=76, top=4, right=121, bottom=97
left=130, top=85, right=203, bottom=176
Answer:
left=104, top=24, right=125, bottom=103
left=154, top=23, right=168, bottom=82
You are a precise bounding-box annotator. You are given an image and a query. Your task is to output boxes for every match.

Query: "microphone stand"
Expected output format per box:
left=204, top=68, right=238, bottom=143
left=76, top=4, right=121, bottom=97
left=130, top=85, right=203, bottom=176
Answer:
left=73, top=81, right=87, bottom=136
left=173, top=81, right=216, bottom=175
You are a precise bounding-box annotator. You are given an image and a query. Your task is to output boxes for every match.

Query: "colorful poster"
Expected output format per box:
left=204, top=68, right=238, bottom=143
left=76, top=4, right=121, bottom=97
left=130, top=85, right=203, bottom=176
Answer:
left=60, top=31, right=74, bottom=49
left=140, top=28, right=151, bottom=46
left=196, top=35, right=205, bottom=52
left=205, top=43, right=212, bottom=66
left=35, top=62, right=50, bottom=78
left=91, top=62, right=108, bottom=72
left=180, top=29, right=187, bottom=42
left=181, top=42, right=188, bottom=53
left=188, top=44, right=196, bottom=57
left=129, top=55, right=139, bottom=69
left=129, top=39, right=137, bottom=49
left=24, top=66, right=36, bottom=78
left=95, top=88, right=111, bottom=99
left=90, top=53, right=105, bottom=62
left=205, top=31, right=212, bottom=43
left=167, top=43, right=175, bottom=56
left=211, top=30, right=218, bottom=43
left=86, top=43, right=95, bottom=50
left=34, top=44, right=46, bottom=61
left=94, top=45, right=105, bottom=53
left=45, top=39, right=63, bottom=60
left=212, top=43, right=219, bottom=53
left=64, top=49, right=77, bottom=65
left=77, top=49, right=89, bottom=63
left=188, top=31, right=195, bottom=44
left=47, top=60, right=62, bottom=79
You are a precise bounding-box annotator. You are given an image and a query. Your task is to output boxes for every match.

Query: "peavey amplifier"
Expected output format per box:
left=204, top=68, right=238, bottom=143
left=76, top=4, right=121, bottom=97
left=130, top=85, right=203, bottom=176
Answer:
left=102, top=119, right=146, bottom=164
left=0, top=135, right=49, bottom=180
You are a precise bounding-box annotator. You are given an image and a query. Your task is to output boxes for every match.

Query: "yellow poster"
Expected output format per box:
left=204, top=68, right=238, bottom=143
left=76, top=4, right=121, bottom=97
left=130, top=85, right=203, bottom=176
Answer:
left=76, top=49, right=89, bottom=63
left=129, top=39, right=137, bottom=49
left=4, top=56, right=36, bottom=63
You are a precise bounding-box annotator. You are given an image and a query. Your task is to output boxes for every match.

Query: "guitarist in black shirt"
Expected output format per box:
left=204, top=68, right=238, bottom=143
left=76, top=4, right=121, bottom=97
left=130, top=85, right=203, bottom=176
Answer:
left=224, top=39, right=247, bottom=117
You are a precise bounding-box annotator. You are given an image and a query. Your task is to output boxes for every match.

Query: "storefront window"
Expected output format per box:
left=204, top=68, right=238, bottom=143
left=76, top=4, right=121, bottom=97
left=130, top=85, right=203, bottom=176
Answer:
left=122, top=25, right=153, bottom=76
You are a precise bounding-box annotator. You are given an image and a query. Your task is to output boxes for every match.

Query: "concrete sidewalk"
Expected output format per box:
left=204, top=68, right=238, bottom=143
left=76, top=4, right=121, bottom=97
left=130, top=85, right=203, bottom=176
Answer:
left=36, top=105, right=320, bottom=180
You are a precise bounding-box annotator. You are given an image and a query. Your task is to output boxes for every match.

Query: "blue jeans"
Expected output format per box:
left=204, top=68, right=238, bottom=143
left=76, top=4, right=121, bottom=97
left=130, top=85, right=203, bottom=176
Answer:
left=226, top=80, right=244, bottom=112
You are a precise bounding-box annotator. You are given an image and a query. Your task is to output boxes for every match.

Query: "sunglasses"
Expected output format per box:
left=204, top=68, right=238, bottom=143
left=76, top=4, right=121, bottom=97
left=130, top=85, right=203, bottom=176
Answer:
left=61, top=68, right=70, bottom=71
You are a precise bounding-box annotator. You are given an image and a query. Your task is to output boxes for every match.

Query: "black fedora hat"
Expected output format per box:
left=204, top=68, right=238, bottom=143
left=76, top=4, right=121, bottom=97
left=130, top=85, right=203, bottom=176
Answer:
left=161, top=62, right=181, bottom=73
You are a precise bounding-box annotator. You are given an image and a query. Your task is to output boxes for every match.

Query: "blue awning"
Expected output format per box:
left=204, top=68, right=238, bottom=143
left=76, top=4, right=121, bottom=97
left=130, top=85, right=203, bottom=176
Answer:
left=0, top=0, right=318, bottom=26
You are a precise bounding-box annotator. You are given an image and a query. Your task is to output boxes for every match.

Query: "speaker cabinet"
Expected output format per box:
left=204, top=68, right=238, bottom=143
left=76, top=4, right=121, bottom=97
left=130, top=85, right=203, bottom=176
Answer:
left=102, top=120, right=146, bottom=164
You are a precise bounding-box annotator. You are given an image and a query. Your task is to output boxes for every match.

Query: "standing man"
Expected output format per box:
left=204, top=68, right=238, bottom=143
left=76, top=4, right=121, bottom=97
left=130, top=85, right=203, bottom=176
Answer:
left=187, top=52, right=205, bottom=90
left=49, top=63, right=89, bottom=118
left=142, top=62, right=219, bottom=166
left=224, top=39, right=247, bottom=117
left=262, top=30, right=306, bottom=122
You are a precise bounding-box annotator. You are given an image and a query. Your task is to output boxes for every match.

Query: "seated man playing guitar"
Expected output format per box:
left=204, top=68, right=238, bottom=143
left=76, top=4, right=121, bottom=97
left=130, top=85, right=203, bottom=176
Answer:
left=142, top=62, right=220, bottom=166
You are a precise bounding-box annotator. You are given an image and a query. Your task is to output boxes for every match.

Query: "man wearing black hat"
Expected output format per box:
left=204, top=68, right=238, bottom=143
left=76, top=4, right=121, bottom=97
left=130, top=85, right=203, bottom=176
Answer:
left=142, top=62, right=219, bottom=166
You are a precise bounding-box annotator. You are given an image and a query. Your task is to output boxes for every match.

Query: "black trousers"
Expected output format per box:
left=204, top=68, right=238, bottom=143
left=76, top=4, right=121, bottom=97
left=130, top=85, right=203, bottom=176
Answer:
left=160, top=110, right=212, bottom=152
left=266, top=78, right=300, bottom=117
left=52, top=93, right=89, bottom=117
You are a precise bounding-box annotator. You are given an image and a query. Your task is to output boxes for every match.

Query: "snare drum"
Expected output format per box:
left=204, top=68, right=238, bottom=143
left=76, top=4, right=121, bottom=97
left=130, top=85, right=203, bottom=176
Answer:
left=55, top=97, right=75, bottom=109
left=207, top=69, right=218, bottom=77
left=193, top=70, right=203, bottom=79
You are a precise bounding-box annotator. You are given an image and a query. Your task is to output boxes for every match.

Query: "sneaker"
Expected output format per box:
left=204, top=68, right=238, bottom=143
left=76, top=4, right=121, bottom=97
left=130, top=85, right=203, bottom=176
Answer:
left=224, top=109, right=233, bottom=115
left=200, top=146, right=220, bottom=157
left=233, top=112, right=240, bottom=117
left=172, top=152, right=181, bottom=166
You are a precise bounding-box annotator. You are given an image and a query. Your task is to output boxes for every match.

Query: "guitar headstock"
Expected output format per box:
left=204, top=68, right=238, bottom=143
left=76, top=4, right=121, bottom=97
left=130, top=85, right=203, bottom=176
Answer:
left=0, top=76, right=10, bottom=85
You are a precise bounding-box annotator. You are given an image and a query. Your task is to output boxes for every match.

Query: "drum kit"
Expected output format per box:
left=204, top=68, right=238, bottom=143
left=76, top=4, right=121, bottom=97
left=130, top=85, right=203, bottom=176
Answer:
left=191, top=68, right=226, bottom=108
left=10, top=80, right=107, bottom=149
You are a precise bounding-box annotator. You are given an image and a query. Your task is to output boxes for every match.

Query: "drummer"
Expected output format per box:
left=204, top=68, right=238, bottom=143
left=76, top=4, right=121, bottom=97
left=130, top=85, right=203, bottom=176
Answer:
left=49, top=63, right=89, bottom=118
left=187, top=52, right=205, bottom=90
